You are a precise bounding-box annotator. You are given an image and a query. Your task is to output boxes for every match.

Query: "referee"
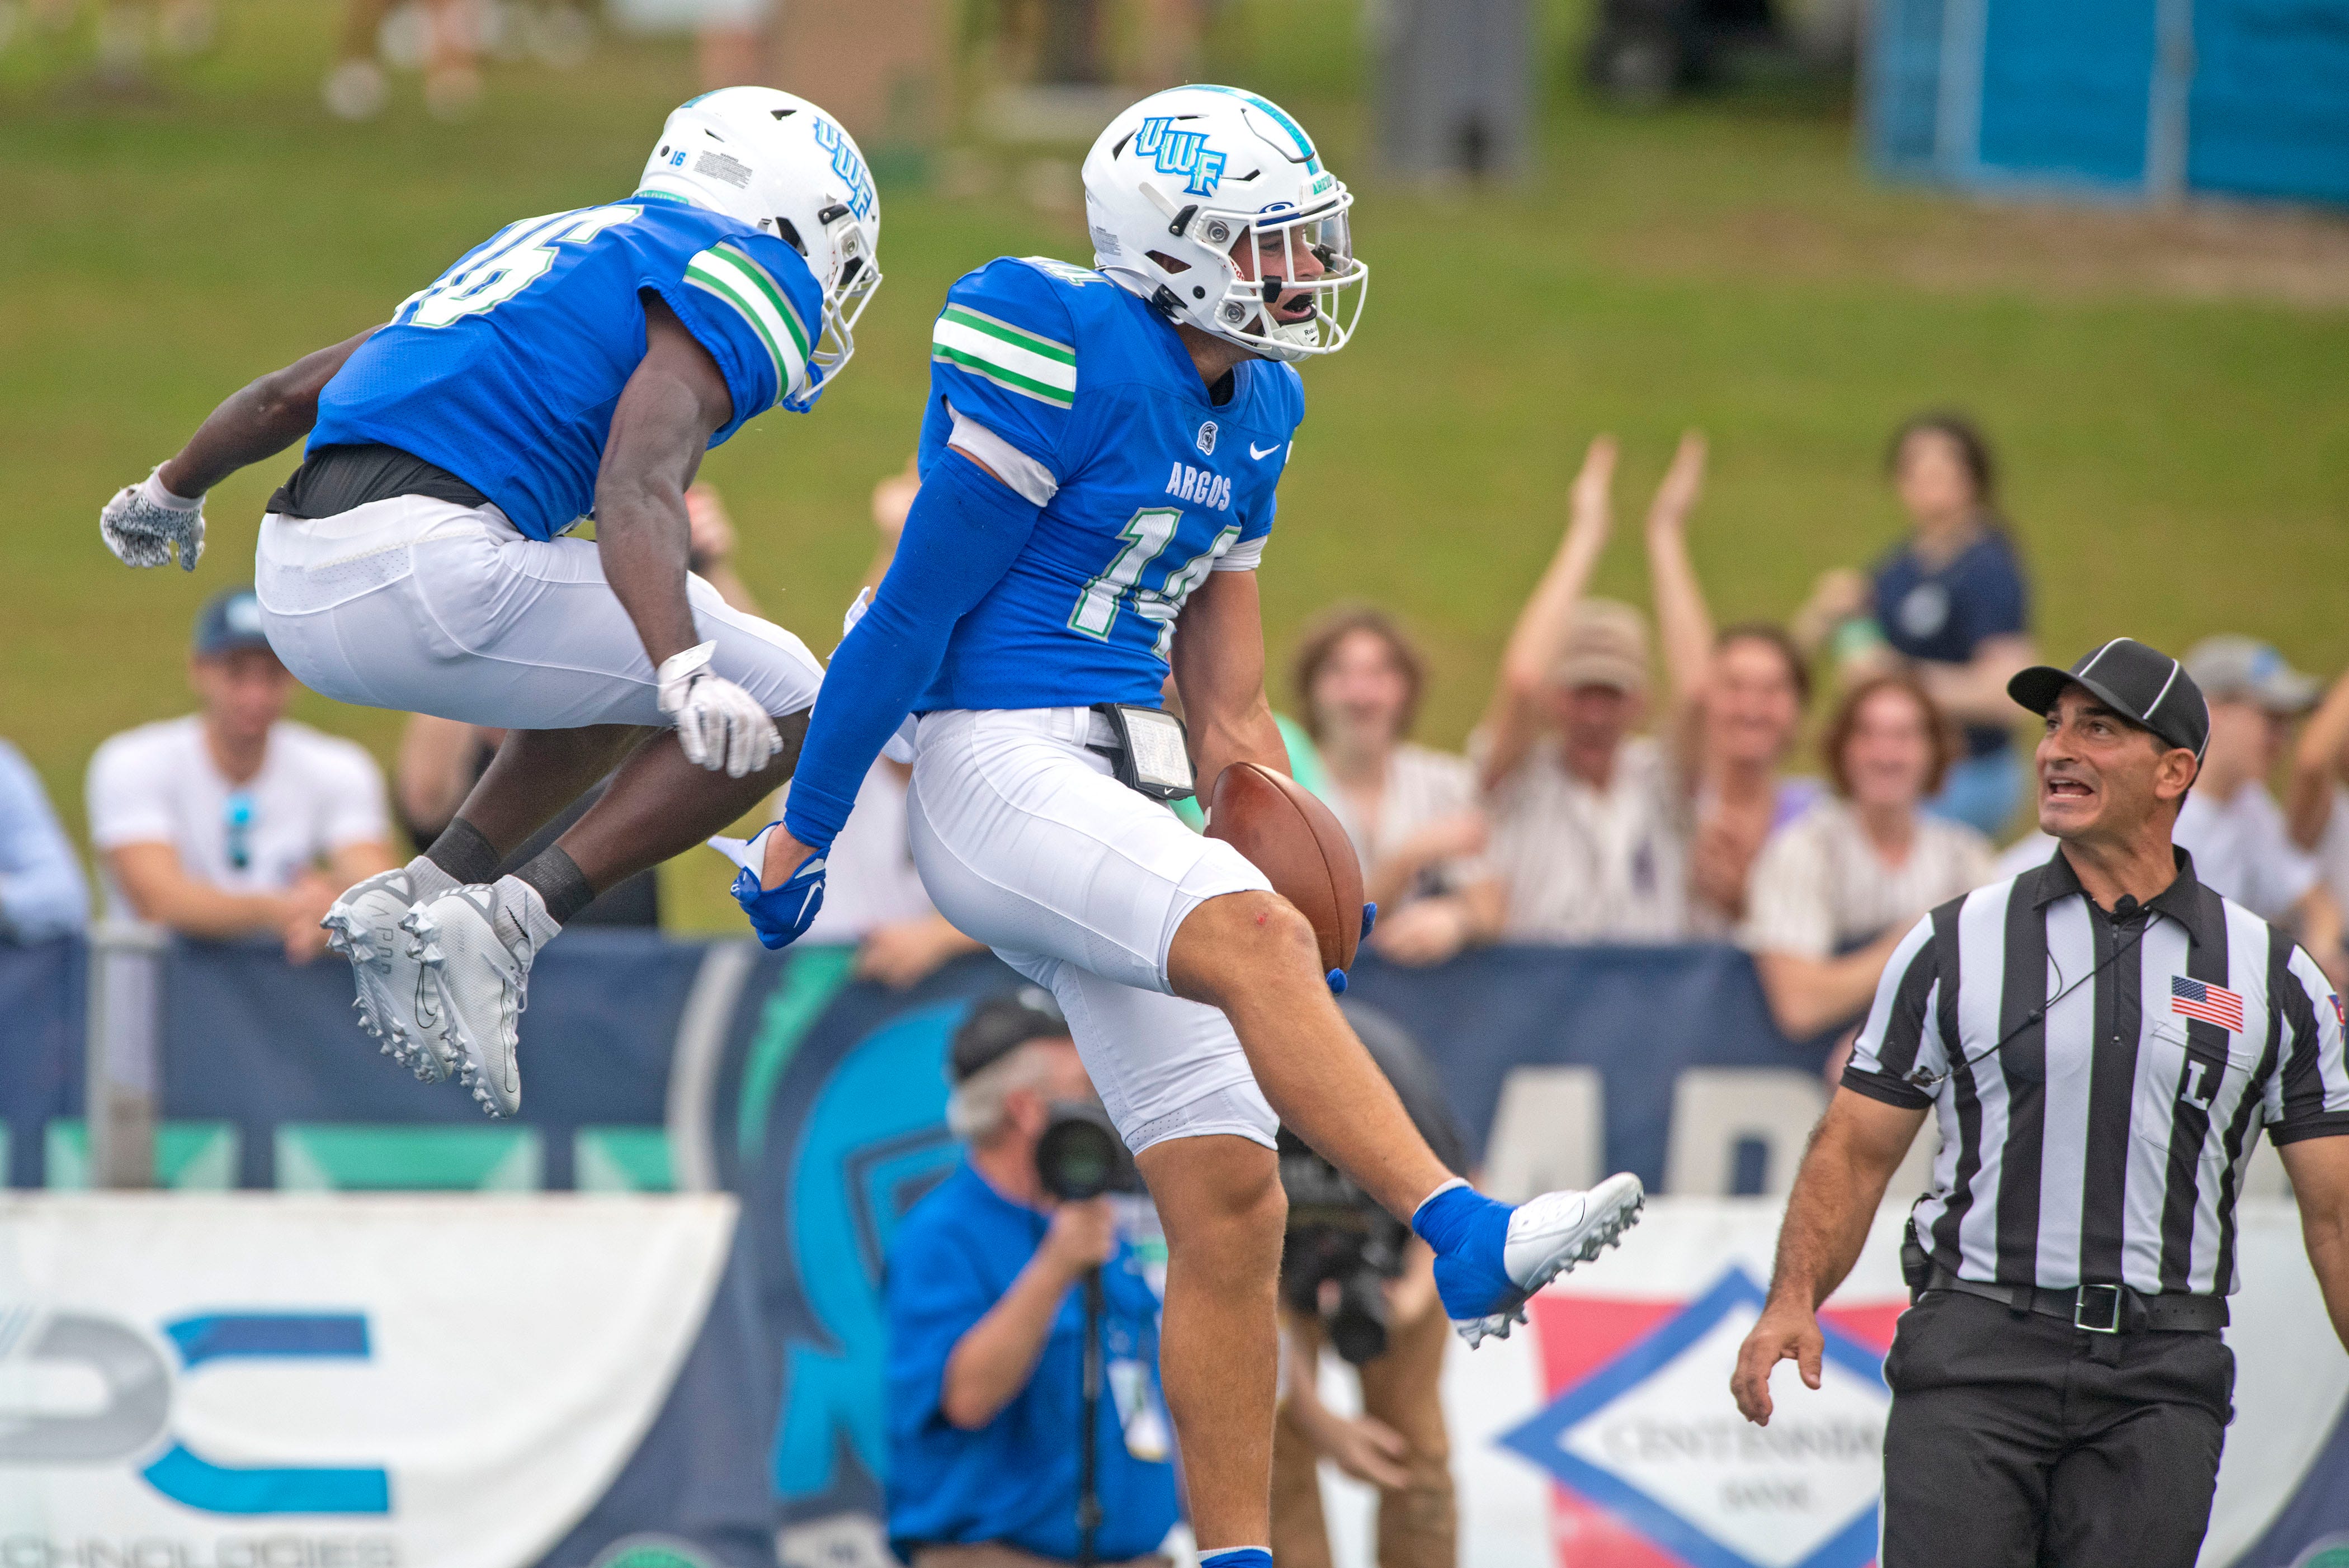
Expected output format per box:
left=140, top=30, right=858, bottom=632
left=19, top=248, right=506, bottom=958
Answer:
left=1732, top=637, right=2349, bottom=1568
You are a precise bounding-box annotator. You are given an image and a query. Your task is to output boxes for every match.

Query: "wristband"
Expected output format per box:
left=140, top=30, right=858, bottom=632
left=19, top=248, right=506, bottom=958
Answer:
left=140, top=468, right=202, bottom=511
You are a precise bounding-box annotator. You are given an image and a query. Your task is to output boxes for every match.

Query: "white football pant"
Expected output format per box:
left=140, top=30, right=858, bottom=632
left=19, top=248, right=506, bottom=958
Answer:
left=254, top=496, right=823, bottom=729
left=906, top=706, right=1280, bottom=1155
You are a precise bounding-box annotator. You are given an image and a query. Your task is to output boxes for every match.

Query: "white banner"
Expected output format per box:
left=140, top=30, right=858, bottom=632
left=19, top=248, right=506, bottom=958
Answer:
left=0, top=1193, right=738, bottom=1567
left=1301, top=1198, right=2342, bottom=1568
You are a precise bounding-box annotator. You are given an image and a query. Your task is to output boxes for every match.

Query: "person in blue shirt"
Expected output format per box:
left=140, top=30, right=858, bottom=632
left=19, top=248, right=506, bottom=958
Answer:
left=887, top=992, right=1178, bottom=1568
left=1799, top=412, right=2039, bottom=838
left=727, top=85, right=1647, bottom=1568
left=92, top=87, right=881, bottom=1120
left=0, top=740, right=88, bottom=943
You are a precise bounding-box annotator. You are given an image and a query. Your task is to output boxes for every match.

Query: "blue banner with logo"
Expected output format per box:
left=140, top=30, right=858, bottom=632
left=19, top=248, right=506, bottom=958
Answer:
left=0, top=935, right=83, bottom=1187
left=7, top=933, right=2347, bottom=1567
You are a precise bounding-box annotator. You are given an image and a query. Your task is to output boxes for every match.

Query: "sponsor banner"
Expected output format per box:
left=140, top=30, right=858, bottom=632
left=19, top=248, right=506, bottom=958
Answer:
left=1413, top=1198, right=2347, bottom=1568
left=735, top=957, right=1020, bottom=1555
left=0, top=936, right=82, bottom=1189
left=0, top=1193, right=770, bottom=1567
left=1342, top=943, right=1815, bottom=1184
left=0, top=937, right=1814, bottom=1192
left=158, top=931, right=707, bottom=1190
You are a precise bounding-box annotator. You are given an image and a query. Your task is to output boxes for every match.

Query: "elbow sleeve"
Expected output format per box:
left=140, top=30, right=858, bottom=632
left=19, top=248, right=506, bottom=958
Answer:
left=782, top=453, right=1041, bottom=852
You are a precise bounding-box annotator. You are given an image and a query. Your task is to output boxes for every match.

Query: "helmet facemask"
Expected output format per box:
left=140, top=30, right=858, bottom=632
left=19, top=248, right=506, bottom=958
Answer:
left=1083, top=84, right=1369, bottom=365
left=765, top=201, right=883, bottom=409
left=1195, top=201, right=1365, bottom=361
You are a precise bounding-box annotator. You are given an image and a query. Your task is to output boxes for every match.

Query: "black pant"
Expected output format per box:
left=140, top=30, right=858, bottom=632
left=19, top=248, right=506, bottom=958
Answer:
left=1881, top=1290, right=2234, bottom=1568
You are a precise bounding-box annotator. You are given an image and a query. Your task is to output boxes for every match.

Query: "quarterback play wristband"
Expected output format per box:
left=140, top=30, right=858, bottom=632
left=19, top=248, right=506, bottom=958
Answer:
left=782, top=451, right=1043, bottom=852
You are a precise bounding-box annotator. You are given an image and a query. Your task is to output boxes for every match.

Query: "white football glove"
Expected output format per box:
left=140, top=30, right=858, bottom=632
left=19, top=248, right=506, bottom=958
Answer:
left=100, top=467, right=206, bottom=572
left=656, top=640, right=782, bottom=778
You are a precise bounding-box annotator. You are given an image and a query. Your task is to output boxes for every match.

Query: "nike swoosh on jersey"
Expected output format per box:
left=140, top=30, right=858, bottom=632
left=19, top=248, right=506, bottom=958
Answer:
left=1249, top=442, right=1282, bottom=460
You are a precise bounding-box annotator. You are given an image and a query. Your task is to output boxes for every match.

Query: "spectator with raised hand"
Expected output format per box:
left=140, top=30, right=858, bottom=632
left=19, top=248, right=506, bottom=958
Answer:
left=1644, top=431, right=1820, bottom=932
left=1740, top=675, right=1994, bottom=1051
left=1293, top=604, right=1501, bottom=967
left=2176, top=636, right=2346, bottom=986
left=2287, top=659, right=2349, bottom=939
left=1796, top=413, right=2037, bottom=838
left=1478, top=435, right=1690, bottom=942
left=86, top=587, right=395, bottom=962
left=0, top=740, right=89, bottom=943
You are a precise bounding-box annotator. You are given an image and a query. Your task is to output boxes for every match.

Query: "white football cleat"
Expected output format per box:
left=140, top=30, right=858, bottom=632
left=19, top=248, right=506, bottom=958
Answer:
left=1443, top=1173, right=1646, bottom=1349
left=322, top=865, right=456, bottom=1083
left=403, top=880, right=547, bottom=1120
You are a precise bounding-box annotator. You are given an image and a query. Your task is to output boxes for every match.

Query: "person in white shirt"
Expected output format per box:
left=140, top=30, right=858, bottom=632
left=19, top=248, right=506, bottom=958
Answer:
left=1291, top=604, right=1502, bottom=966
left=86, top=586, right=394, bottom=962
left=776, top=460, right=981, bottom=988
left=784, top=759, right=982, bottom=986
left=2173, top=634, right=2345, bottom=986
left=1479, top=434, right=1827, bottom=944
left=1740, top=674, right=1994, bottom=1043
left=1642, top=432, right=1823, bottom=934
left=1477, top=439, right=1691, bottom=942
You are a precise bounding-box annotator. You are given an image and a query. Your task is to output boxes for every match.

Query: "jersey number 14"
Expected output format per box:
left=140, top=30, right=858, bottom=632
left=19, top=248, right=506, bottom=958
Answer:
left=1069, top=509, right=1240, bottom=659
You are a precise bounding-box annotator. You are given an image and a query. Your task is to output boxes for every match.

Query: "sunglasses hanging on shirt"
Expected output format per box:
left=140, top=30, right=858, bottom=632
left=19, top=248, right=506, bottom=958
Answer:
left=224, top=790, right=256, bottom=872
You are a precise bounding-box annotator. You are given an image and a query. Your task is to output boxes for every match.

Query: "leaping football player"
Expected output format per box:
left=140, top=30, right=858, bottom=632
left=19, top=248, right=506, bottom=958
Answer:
left=722, top=86, right=1646, bottom=1566
left=94, top=88, right=881, bottom=1119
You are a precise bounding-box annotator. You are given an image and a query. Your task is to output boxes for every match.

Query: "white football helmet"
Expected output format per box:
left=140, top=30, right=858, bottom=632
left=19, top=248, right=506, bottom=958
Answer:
left=1081, top=84, right=1366, bottom=363
left=638, top=87, right=883, bottom=408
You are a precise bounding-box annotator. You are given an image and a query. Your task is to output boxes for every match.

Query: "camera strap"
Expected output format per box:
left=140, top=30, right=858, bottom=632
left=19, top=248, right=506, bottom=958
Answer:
left=1089, top=703, right=1196, bottom=802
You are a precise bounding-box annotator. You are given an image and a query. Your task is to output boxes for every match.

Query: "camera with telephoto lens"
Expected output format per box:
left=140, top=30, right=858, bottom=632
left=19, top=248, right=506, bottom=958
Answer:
left=1035, top=1100, right=1145, bottom=1202
left=1277, top=1127, right=1408, bottom=1365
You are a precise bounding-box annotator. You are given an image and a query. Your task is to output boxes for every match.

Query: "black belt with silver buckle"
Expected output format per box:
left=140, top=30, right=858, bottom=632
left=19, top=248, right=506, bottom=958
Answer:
left=1922, top=1265, right=2227, bottom=1334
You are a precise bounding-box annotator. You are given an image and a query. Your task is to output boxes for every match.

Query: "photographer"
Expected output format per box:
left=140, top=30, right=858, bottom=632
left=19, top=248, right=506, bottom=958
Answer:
left=1272, top=1004, right=1472, bottom=1568
left=885, top=991, right=1178, bottom=1568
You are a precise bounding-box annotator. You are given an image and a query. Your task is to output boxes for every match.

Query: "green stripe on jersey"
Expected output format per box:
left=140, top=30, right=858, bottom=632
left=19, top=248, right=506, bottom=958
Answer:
left=939, top=303, right=1075, bottom=366
left=931, top=343, right=1074, bottom=408
left=713, top=242, right=813, bottom=360
left=931, top=305, right=1077, bottom=408
left=685, top=246, right=808, bottom=405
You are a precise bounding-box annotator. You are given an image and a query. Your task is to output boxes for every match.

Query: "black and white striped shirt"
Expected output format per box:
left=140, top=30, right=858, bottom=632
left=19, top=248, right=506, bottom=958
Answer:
left=1846, top=847, right=2349, bottom=1296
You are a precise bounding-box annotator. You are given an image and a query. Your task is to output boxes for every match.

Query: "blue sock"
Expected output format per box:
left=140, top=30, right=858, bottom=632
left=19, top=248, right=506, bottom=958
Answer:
left=1412, top=1182, right=1506, bottom=1255
left=1200, top=1550, right=1273, bottom=1568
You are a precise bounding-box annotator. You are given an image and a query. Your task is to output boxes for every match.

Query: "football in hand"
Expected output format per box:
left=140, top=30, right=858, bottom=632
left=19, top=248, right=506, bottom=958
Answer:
left=1204, top=762, right=1365, bottom=974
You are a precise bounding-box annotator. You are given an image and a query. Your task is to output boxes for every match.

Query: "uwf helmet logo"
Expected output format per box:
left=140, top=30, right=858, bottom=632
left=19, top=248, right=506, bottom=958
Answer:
left=810, top=116, right=878, bottom=222
left=1134, top=116, right=1227, bottom=197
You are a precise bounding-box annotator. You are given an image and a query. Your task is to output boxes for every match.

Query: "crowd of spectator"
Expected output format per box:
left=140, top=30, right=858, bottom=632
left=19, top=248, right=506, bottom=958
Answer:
left=9, top=408, right=2349, bottom=1032
left=9, top=413, right=2349, bottom=1568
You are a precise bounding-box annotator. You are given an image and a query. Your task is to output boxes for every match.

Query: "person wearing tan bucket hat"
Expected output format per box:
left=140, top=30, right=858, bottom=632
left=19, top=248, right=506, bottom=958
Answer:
left=1475, top=440, right=1694, bottom=943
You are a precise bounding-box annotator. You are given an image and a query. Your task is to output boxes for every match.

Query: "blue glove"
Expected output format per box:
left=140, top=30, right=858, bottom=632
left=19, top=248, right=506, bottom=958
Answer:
left=1326, top=903, right=1379, bottom=994
left=723, top=825, right=828, bottom=951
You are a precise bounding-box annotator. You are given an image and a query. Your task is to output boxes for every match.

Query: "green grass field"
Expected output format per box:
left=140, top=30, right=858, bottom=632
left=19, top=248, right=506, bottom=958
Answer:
left=6, top=1, right=2346, bottom=932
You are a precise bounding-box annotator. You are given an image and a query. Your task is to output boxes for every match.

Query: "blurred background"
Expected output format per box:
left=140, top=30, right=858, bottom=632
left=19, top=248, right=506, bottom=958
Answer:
left=6, top=0, right=2344, bottom=933
left=6, top=8, right=2349, bottom=1566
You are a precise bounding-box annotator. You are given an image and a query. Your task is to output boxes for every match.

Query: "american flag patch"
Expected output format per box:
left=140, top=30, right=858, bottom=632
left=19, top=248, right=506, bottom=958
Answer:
left=2172, top=975, right=2245, bottom=1032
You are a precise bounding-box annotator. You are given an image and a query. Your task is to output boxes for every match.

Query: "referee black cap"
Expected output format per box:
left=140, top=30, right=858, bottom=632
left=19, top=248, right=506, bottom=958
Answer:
left=2008, top=637, right=2210, bottom=761
left=950, top=987, right=1069, bottom=1082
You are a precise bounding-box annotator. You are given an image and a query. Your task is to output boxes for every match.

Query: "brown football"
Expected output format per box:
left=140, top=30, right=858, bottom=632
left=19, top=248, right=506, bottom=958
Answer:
left=1204, top=762, right=1365, bottom=973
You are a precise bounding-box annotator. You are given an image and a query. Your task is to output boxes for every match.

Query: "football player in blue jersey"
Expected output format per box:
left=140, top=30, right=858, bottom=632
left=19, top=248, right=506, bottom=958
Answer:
left=721, top=86, right=1645, bottom=1568
left=93, top=88, right=881, bottom=1120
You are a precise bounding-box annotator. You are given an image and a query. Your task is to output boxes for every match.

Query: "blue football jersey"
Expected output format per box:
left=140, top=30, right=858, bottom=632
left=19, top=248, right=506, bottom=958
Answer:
left=311, top=195, right=826, bottom=541
left=912, top=256, right=1305, bottom=711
